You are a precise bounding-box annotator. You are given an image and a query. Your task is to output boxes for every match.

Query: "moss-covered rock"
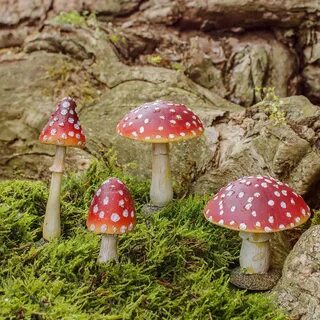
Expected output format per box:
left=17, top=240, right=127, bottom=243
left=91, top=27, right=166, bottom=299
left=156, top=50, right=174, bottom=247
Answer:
left=0, top=163, right=286, bottom=319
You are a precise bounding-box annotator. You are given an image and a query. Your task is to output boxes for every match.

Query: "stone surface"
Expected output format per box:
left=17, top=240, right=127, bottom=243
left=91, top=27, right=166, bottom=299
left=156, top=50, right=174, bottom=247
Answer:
left=274, top=226, right=320, bottom=319
left=0, top=2, right=319, bottom=201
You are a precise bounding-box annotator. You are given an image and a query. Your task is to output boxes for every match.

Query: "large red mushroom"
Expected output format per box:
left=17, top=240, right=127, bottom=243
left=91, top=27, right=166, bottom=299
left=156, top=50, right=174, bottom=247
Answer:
left=204, top=175, right=311, bottom=289
left=116, top=100, right=204, bottom=207
left=39, top=97, right=86, bottom=241
left=87, top=178, right=136, bottom=263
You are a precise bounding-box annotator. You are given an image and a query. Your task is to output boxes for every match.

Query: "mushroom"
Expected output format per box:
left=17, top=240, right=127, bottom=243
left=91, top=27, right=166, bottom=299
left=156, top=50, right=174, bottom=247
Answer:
left=204, top=175, right=311, bottom=289
left=116, top=100, right=204, bottom=207
left=87, top=178, right=136, bottom=263
left=39, top=97, right=86, bottom=241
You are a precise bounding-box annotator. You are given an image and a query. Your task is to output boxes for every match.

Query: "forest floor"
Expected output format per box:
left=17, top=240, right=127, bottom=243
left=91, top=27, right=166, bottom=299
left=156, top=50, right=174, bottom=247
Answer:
left=0, top=156, right=288, bottom=319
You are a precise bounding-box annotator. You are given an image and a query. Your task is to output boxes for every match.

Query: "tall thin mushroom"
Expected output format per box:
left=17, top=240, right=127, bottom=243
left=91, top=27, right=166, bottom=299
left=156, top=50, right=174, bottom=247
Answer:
left=204, top=175, right=311, bottom=290
left=116, top=100, right=204, bottom=207
left=39, top=97, right=86, bottom=241
left=87, top=178, right=136, bottom=263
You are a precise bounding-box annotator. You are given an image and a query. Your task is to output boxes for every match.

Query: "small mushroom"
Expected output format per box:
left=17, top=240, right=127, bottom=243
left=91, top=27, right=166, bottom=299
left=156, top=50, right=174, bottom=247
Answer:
left=204, top=175, right=311, bottom=290
left=116, top=100, right=204, bottom=207
left=39, top=97, right=86, bottom=241
left=87, top=178, right=136, bottom=263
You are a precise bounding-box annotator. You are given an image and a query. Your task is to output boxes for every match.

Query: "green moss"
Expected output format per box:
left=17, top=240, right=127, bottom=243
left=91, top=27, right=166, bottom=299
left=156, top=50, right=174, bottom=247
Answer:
left=147, top=55, right=163, bottom=65
left=51, top=11, right=87, bottom=27
left=0, top=161, right=287, bottom=319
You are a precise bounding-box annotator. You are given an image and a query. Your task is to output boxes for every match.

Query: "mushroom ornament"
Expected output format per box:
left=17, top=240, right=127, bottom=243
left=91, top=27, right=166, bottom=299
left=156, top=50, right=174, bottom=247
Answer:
left=39, top=97, right=86, bottom=241
left=117, top=100, right=204, bottom=207
left=204, top=175, right=311, bottom=290
left=87, top=178, right=136, bottom=263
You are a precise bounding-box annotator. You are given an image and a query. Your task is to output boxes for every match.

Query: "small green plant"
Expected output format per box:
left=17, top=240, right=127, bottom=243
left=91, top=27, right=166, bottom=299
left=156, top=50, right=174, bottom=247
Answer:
left=255, top=87, right=286, bottom=124
left=51, top=11, right=86, bottom=27
left=147, top=54, right=163, bottom=65
left=171, top=62, right=185, bottom=72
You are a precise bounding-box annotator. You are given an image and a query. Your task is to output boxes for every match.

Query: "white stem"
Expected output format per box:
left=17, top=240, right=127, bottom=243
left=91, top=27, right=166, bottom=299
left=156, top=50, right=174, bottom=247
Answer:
left=98, top=234, right=118, bottom=263
left=150, top=143, right=173, bottom=207
left=239, top=232, right=272, bottom=274
left=43, top=146, right=66, bottom=241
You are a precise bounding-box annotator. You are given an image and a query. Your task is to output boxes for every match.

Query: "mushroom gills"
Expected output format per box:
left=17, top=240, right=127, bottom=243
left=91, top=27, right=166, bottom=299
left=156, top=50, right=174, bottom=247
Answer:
left=239, top=232, right=272, bottom=274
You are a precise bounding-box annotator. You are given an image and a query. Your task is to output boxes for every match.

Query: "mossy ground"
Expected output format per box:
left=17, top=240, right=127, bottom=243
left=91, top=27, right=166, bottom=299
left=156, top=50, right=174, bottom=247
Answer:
left=0, top=159, right=287, bottom=319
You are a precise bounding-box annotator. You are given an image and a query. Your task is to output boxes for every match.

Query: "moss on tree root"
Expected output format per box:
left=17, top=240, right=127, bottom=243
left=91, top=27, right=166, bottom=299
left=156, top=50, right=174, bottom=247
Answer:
left=0, top=159, right=287, bottom=319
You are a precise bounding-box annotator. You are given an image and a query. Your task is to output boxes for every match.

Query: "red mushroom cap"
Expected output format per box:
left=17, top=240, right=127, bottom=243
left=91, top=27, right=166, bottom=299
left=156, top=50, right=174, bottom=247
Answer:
left=116, top=100, right=204, bottom=143
left=204, top=175, right=311, bottom=233
left=86, top=178, right=136, bottom=235
left=39, top=97, right=86, bottom=148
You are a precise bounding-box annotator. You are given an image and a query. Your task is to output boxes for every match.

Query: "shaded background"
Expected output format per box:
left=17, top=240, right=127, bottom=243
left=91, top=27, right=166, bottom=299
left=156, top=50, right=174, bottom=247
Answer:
left=0, top=0, right=320, bottom=203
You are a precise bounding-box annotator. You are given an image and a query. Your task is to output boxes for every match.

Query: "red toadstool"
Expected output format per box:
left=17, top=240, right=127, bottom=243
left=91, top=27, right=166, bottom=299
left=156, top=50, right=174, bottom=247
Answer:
left=204, top=175, right=311, bottom=289
left=87, top=178, right=136, bottom=263
left=39, top=97, right=86, bottom=241
left=116, top=100, right=204, bottom=207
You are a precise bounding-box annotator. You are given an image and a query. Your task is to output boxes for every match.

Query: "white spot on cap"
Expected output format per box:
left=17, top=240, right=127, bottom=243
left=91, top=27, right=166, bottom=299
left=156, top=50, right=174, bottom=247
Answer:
left=68, top=118, right=74, bottom=124
left=169, top=109, right=175, bottom=113
left=219, top=210, right=224, bottom=215
left=144, top=118, right=149, bottom=124
left=123, top=209, right=129, bottom=217
left=128, top=122, right=133, bottom=126
left=247, top=197, right=254, bottom=203
left=101, top=224, right=107, bottom=232
left=160, top=116, right=165, bottom=120
left=226, top=191, right=233, bottom=197
left=103, top=196, right=109, bottom=205
left=290, top=198, right=295, bottom=205
left=281, top=190, right=288, bottom=196
left=139, top=127, right=144, bottom=133
left=268, top=200, right=275, bottom=206
left=132, top=131, right=138, bottom=137
left=169, top=134, right=175, bottom=139
left=280, top=201, right=286, bottom=208
left=61, top=133, right=67, bottom=139
left=301, top=208, right=306, bottom=216
left=239, top=223, right=247, bottom=230
left=231, top=206, right=236, bottom=212
left=268, top=216, right=274, bottom=224
left=93, top=205, right=98, bottom=213
left=245, top=203, right=252, bottom=210
left=238, top=192, right=244, bottom=198
left=226, top=185, right=233, bottom=191
left=218, top=219, right=224, bottom=225
left=185, top=122, right=191, bottom=128
left=119, top=200, right=125, bottom=207
left=256, top=221, right=261, bottom=227
left=205, top=209, right=210, bottom=215
left=111, top=213, right=120, bottom=222
left=96, top=189, right=101, bottom=196
left=176, top=115, right=182, bottom=120
left=99, top=211, right=105, bottom=218
left=138, top=114, right=143, bottom=119
left=62, top=101, right=70, bottom=108
left=50, top=128, right=57, bottom=135
left=90, top=224, right=95, bottom=231
left=230, top=220, right=235, bottom=225
left=170, top=120, right=176, bottom=125
left=261, top=182, right=268, bottom=188
left=120, top=226, right=127, bottom=233
left=286, top=212, right=292, bottom=218
left=264, top=227, right=272, bottom=232
left=69, top=109, right=74, bottom=115
left=279, top=224, right=285, bottom=229
left=61, top=109, right=68, bottom=115
left=251, top=211, right=257, bottom=217
left=274, top=191, right=280, bottom=197
left=74, top=124, right=80, bottom=130
left=295, top=217, right=301, bottom=223
left=180, top=132, right=186, bottom=136
left=158, top=126, right=164, bottom=131
left=68, top=131, right=75, bottom=137
left=76, top=134, right=80, bottom=139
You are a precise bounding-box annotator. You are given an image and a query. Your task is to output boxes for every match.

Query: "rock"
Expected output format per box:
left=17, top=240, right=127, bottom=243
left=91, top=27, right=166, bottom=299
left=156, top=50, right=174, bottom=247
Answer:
left=0, top=5, right=320, bottom=201
left=274, top=226, right=320, bottom=319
